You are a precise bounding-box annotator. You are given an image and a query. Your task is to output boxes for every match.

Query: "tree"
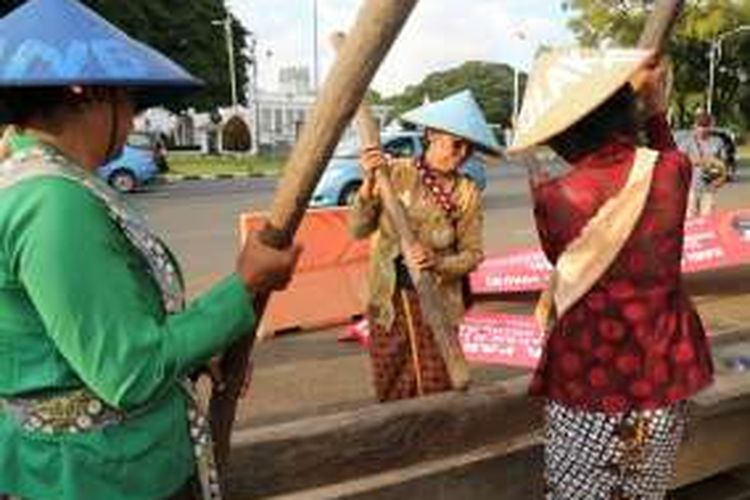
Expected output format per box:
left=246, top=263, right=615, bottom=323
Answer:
left=562, top=0, right=750, bottom=130
left=382, top=61, right=524, bottom=128
left=0, top=0, right=249, bottom=111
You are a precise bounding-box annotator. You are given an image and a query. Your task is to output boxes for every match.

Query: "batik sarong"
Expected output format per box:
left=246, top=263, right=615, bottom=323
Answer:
left=544, top=401, right=687, bottom=500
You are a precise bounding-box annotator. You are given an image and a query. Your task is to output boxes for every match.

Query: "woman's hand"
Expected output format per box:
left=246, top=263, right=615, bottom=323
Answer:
left=359, top=147, right=387, bottom=199
left=404, top=242, right=435, bottom=270
left=636, top=57, right=669, bottom=117
left=236, top=231, right=302, bottom=295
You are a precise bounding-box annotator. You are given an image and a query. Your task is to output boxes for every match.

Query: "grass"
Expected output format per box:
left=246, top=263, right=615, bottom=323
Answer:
left=163, top=142, right=750, bottom=178
left=739, top=144, right=750, bottom=171
left=166, top=153, right=286, bottom=177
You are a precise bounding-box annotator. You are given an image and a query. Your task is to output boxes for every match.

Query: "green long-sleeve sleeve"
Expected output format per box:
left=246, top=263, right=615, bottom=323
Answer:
left=4, top=177, right=255, bottom=409
left=0, top=141, right=259, bottom=498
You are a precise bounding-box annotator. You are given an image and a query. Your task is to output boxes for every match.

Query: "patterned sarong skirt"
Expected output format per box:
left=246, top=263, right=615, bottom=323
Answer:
left=544, top=401, right=688, bottom=500
left=368, top=287, right=453, bottom=402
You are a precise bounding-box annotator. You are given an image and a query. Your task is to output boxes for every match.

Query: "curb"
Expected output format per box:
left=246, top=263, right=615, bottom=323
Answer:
left=158, top=171, right=274, bottom=183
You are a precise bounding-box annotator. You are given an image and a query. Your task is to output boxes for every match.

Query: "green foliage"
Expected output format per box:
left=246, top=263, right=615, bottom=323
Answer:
left=0, top=0, right=249, bottom=111
left=365, top=89, right=384, bottom=105
left=383, top=61, right=523, bottom=127
left=563, top=0, right=750, bottom=131
left=166, top=153, right=283, bottom=177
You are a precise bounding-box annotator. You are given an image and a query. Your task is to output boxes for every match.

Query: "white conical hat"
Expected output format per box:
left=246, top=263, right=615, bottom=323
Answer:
left=508, top=47, right=653, bottom=153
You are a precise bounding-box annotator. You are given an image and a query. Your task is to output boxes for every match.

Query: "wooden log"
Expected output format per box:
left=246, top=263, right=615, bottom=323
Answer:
left=209, top=0, right=421, bottom=472
left=264, top=442, right=545, bottom=500
left=673, top=369, right=750, bottom=488
left=330, top=31, right=470, bottom=390
left=224, top=362, right=750, bottom=498
left=225, top=376, right=541, bottom=497
left=637, top=0, right=684, bottom=52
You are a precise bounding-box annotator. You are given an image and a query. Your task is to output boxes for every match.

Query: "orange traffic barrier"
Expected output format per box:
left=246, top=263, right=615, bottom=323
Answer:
left=240, top=207, right=371, bottom=337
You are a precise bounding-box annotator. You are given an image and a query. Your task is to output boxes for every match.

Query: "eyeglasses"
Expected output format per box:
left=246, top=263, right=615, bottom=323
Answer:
left=439, top=135, right=470, bottom=154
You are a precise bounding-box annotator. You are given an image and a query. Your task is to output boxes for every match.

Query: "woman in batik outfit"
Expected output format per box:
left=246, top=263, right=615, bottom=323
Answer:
left=509, top=51, right=713, bottom=499
left=350, top=91, right=501, bottom=402
left=0, top=1, right=300, bottom=499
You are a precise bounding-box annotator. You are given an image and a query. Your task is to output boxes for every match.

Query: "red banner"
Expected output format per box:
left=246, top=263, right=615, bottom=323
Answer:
left=459, top=313, right=542, bottom=368
left=341, top=311, right=715, bottom=369
left=471, top=208, right=750, bottom=295
left=340, top=311, right=544, bottom=369
left=469, top=247, right=550, bottom=294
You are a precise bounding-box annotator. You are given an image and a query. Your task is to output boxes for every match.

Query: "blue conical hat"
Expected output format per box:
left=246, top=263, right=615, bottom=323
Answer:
left=400, top=90, right=501, bottom=155
left=0, top=0, right=201, bottom=102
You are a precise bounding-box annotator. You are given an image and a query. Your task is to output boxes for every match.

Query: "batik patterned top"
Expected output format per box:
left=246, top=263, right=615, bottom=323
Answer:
left=349, top=157, right=484, bottom=329
left=528, top=115, right=714, bottom=414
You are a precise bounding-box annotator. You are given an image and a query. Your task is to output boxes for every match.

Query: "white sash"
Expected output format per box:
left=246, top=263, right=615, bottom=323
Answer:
left=536, top=147, right=660, bottom=332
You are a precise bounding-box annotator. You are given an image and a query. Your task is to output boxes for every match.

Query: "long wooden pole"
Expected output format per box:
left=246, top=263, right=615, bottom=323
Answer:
left=634, top=1, right=685, bottom=122
left=331, top=32, right=470, bottom=392
left=209, top=0, right=421, bottom=474
left=637, top=0, right=684, bottom=51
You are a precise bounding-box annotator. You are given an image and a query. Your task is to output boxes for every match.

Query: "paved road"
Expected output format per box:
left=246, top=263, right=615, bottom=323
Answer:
left=134, top=165, right=533, bottom=300
left=125, top=166, right=537, bottom=427
left=131, top=165, right=750, bottom=429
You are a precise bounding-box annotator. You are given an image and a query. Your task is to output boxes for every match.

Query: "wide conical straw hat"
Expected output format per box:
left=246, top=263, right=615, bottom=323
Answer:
left=508, top=47, right=652, bottom=153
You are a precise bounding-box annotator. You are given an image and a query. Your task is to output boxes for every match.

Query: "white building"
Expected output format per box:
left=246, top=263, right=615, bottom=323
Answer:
left=140, top=66, right=391, bottom=155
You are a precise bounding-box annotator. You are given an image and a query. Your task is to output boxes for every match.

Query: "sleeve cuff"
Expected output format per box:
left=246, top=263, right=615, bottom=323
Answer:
left=167, top=273, right=256, bottom=372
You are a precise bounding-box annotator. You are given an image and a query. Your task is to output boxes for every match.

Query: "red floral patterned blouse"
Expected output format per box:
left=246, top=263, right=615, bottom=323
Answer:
left=528, top=115, right=714, bottom=414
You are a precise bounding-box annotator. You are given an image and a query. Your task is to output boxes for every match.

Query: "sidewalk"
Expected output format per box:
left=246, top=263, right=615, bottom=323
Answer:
left=157, top=170, right=274, bottom=182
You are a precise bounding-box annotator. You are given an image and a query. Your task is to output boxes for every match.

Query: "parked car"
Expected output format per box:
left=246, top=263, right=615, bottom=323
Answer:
left=98, top=132, right=162, bottom=192
left=674, top=127, right=738, bottom=181
left=310, top=130, right=488, bottom=207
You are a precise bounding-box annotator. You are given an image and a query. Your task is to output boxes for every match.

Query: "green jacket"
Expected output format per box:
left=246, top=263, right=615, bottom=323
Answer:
left=0, top=136, right=255, bottom=499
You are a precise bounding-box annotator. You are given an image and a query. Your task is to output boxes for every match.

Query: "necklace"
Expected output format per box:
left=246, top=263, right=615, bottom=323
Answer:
left=416, top=159, right=458, bottom=218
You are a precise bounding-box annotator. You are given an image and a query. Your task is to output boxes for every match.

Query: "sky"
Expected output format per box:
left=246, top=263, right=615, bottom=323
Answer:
left=226, top=0, right=576, bottom=97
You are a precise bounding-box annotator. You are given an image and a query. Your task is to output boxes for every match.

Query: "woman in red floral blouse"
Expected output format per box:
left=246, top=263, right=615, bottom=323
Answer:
left=509, top=49, right=713, bottom=499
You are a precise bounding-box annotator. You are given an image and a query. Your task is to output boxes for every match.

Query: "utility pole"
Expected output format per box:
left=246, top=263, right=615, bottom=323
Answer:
left=512, top=29, right=526, bottom=128
left=512, top=66, right=520, bottom=126
left=312, top=0, right=319, bottom=92
left=248, top=32, right=261, bottom=155
left=213, top=15, right=238, bottom=108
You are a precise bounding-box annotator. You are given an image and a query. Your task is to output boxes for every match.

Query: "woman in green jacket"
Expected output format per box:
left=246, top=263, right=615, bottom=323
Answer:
left=0, top=1, right=300, bottom=499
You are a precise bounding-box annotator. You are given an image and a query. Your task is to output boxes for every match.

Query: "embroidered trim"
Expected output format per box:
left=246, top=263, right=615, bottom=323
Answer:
left=2, top=390, right=123, bottom=435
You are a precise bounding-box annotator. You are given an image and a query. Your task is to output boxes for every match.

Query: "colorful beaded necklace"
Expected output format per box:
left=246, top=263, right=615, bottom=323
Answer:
left=416, top=158, right=458, bottom=218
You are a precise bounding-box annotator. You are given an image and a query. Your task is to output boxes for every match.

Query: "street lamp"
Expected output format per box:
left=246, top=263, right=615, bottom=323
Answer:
left=246, top=33, right=261, bottom=155
left=212, top=16, right=238, bottom=108
left=707, top=24, right=750, bottom=117
left=512, top=29, right=527, bottom=127
left=312, top=0, right=319, bottom=93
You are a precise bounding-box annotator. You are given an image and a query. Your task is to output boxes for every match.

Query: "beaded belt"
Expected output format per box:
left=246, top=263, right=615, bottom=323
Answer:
left=1, top=386, right=221, bottom=499
left=0, top=389, right=124, bottom=435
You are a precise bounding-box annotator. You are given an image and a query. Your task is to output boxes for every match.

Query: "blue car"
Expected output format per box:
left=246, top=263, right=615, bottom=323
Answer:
left=310, top=130, right=487, bottom=207
left=98, top=132, right=160, bottom=193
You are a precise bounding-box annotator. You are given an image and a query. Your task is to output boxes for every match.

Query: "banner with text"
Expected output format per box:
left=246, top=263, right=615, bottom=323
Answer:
left=471, top=208, right=750, bottom=295
left=341, top=312, right=544, bottom=369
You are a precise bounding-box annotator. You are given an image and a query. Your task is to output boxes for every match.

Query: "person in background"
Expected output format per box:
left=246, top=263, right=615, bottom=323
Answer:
left=0, top=1, right=300, bottom=499
left=680, top=112, right=727, bottom=217
left=350, top=90, right=501, bottom=402
left=508, top=49, right=713, bottom=499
